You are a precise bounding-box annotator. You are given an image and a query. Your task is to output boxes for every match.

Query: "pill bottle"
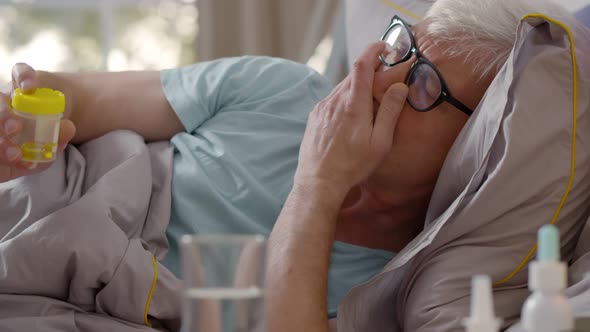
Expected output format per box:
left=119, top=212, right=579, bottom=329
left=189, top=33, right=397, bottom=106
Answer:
left=11, top=88, right=66, bottom=162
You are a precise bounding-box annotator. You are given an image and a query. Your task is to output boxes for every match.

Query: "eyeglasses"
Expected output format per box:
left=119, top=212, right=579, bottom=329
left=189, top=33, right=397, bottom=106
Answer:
left=379, top=15, right=473, bottom=116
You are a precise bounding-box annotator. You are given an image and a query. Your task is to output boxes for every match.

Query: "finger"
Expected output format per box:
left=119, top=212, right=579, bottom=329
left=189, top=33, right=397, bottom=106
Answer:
left=0, top=82, right=11, bottom=95
left=372, top=56, right=413, bottom=104
left=350, top=42, right=387, bottom=107
left=360, top=41, right=387, bottom=72
left=9, top=160, right=51, bottom=178
left=12, top=63, right=38, bottom=92
left=314, top=77, right=351, bottom=122
left=0, top=98, right=21, bottom=138
left=324, top=74, right=351, bottom=100
left=4, top=167, right=33, bottom=180
left=371, top=83, right=408, bottom=153
left=18, top=160, right=46, bottom=171
left=0, top=136, right=21, bottom=165
left=57, top=119, right=76, bottom=147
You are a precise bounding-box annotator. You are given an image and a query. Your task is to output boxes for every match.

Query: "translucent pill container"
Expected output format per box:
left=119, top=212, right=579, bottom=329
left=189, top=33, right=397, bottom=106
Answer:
left=11, top=88, right=66, bottom=162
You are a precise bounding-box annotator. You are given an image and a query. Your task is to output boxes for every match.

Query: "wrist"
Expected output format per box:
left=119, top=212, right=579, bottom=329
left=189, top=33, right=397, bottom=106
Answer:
left=290, top=178, right=350, bottom=211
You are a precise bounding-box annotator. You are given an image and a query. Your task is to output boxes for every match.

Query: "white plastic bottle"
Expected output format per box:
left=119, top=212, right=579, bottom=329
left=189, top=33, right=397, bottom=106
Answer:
left=463, top=275, right=502, bottom=332
left=522, top=224, right=574, bottom=332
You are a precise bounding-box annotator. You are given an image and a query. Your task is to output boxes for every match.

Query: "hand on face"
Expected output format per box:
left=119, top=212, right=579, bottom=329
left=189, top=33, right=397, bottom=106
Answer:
left=0, top=63, right=76, bottom=183
left=294, top=42, right=408, bottom=193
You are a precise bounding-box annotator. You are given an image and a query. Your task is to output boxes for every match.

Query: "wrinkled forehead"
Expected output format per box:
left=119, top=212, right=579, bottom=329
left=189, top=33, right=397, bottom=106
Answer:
left=409, top=20, right=448, bottom=66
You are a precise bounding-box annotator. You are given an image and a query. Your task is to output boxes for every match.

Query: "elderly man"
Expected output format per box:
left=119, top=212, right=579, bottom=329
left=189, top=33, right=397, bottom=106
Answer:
left=0, top=0, right=568, bottom=330
left=263, top=0, right=570, bottom=331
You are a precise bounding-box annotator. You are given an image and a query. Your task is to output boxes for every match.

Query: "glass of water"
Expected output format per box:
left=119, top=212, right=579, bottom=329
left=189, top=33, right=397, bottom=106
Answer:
left=181, top=234, right=267, bottom=332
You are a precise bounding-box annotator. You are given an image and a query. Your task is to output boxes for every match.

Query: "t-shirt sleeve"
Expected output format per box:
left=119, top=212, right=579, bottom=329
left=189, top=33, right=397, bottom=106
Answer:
left=160, top=56, right=331, bottom=133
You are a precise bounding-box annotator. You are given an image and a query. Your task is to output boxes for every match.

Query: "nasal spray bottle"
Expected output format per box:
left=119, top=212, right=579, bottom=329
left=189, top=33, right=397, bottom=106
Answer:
left=463, top=275, right=502, bottom=332
left=522, top=224, right=574, bottom=332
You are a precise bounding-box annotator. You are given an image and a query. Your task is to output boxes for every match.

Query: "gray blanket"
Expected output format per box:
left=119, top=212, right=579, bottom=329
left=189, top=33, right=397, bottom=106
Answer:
left=0, top=130, right=182, bottom=332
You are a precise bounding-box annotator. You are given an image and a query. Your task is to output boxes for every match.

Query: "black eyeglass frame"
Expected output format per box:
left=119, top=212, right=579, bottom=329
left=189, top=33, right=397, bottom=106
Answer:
left=379, top=15, right=473, bottom=116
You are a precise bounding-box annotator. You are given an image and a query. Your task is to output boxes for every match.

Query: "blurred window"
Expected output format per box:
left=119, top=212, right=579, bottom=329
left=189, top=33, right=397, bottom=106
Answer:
left=0, top=0, right=198, bottom=80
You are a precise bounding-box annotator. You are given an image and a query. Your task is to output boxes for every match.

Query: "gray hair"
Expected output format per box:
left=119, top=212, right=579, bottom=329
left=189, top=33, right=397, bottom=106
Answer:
left=426, top=0, right=569, bottom=79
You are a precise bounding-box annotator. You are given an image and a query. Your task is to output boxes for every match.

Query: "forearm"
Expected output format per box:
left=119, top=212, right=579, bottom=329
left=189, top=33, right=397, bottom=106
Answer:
left=37, top=70, right=183, bottom=143
left=265, top=42, right=405, bottom=332
left=265, top=181, right=347, bottom=332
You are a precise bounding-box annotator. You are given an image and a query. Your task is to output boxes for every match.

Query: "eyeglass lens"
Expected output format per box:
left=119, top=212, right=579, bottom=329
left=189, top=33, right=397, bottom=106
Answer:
left=407, top=63, right=442, bottom=110
left=382, top=23, right=443, bottom=111
left=381, top=25, right=412, bottom=65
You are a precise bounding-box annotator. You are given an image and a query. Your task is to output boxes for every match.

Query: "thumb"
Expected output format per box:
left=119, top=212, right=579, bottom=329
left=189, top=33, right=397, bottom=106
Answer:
left=57, top=119, right=76, bottom=151
left=11, top=63, right=38, bottom=92
left=371, top=83, right=408, bottom=151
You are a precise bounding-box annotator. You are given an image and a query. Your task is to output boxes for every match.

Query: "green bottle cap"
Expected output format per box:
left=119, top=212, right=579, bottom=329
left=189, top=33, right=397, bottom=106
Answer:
left=538, top=224, right=560, bottom=262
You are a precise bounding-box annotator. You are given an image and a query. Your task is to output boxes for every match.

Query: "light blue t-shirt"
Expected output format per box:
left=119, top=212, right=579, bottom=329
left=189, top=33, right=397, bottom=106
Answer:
left=160, top=56, right=395, bottom=317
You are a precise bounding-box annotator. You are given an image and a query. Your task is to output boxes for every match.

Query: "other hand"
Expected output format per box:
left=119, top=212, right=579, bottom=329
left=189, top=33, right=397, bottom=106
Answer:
left=294, top=42, right=408, bottom=193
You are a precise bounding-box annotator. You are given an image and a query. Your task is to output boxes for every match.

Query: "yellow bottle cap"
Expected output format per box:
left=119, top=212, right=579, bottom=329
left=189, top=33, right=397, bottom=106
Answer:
left=12, top=88, right=65, bottom=116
